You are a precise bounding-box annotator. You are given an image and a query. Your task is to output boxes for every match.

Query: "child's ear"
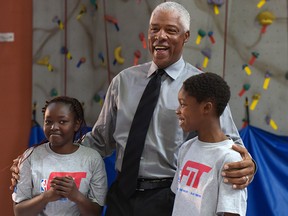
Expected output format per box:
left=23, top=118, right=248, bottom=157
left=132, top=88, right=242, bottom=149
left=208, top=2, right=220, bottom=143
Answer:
left=203, top=102, right=213, bottom=114
left=74, top=119, right=81, bottom=132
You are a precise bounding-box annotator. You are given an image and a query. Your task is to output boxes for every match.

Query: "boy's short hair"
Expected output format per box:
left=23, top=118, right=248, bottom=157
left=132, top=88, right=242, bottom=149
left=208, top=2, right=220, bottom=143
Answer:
left=183, top=72, right=231, bottom=117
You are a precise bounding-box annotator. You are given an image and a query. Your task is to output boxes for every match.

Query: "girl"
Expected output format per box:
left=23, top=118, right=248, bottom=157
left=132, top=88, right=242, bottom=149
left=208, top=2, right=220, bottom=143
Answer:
left=12, top=96, right=107, bottom=216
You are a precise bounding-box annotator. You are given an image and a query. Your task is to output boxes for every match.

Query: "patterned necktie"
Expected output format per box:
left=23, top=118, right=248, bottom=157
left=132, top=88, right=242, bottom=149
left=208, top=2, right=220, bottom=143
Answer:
left=118, top=69, right=165, bottom=198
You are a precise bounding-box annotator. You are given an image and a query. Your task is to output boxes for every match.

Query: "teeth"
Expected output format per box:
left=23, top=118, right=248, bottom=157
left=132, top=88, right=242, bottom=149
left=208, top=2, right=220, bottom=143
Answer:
left=155, top=46, right=167, bottom=50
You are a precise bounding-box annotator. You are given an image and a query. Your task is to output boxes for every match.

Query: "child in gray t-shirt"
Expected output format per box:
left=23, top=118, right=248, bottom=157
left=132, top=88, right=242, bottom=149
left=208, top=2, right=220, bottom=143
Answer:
left=172, top=72, right=247, bottom=216
left=12, top=96, right=107, bottom=216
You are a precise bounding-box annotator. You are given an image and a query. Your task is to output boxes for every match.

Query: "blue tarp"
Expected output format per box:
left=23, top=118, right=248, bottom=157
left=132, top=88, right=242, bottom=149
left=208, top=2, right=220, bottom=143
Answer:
left=240, top=125, right=288, bottom=216
left=29, top=125, right=45, bottom=147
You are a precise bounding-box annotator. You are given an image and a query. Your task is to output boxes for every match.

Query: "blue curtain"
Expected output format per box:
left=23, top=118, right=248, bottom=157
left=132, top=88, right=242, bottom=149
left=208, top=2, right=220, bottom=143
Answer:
left=240, top=125, right=288, bottom=216
left=29, top=124, right=45, bottom=147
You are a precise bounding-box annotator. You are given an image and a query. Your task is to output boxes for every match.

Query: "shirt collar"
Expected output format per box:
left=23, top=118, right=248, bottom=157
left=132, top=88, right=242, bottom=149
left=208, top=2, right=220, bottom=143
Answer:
left=148, top=57, right=185, bottom=80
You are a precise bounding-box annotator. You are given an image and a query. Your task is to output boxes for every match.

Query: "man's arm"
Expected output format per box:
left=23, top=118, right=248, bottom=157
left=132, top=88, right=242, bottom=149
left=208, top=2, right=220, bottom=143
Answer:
left=220, top=105, right=256, bottom=189
left=220, top=105, right=243, bottom=146
left=10, top=157, right=21, bottom=190
left=81, top=78, right=118, bottom=158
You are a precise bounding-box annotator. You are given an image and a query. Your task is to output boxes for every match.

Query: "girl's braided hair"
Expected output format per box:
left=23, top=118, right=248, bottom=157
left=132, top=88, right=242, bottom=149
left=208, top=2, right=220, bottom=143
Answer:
left=41, top=96, right=87, bottom=142
left=19, top=96, right=87, bottom=164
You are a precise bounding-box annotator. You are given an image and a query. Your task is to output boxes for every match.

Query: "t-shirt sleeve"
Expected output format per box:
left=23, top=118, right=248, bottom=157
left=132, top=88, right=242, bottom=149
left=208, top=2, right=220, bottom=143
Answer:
left=12, top=149, right=33, bottom=203
left=216, top=152, right=248, bottom=216
left=87, top=152, right=108, bottom=206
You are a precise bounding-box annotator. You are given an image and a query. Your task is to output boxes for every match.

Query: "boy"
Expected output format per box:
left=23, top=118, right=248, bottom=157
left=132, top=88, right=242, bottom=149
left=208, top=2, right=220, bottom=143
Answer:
left=172, top=72, right=247, bottom=216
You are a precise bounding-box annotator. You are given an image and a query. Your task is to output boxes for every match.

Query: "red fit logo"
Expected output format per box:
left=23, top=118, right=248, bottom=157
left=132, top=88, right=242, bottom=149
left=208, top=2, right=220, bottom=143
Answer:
left=47, top=172, right=87, bottom=190
left=180, top=161, right=212, bottom=188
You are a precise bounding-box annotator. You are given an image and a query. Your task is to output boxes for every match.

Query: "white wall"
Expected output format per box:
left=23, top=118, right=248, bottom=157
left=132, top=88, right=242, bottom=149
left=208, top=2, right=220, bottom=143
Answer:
left=32, top=0, right=288, bottom=135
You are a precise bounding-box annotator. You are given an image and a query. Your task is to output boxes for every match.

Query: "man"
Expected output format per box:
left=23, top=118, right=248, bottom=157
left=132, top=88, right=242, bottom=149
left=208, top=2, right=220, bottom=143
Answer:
left=83, top=2, right=255, bottom=215
left=11, top=2, right=255, bottom=216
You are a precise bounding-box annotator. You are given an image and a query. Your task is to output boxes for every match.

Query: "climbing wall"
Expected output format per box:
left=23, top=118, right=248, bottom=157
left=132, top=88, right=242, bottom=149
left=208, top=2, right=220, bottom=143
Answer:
left=32, top=0, right=160, bottom=126
left=32, top=0, right=288, bottom=135
left=225, top=0, right=288, bottom=134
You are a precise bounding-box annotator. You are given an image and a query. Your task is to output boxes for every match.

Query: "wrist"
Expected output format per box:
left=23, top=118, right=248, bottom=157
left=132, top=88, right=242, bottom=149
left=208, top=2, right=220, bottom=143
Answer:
left=40, top=191, right=52, bottom=204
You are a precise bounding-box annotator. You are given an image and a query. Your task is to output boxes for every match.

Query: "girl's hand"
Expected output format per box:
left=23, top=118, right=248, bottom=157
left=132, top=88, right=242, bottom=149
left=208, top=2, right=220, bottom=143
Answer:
left=50, top=176, right=81, bottom=202
left=43, top=187, right=62, bottom=202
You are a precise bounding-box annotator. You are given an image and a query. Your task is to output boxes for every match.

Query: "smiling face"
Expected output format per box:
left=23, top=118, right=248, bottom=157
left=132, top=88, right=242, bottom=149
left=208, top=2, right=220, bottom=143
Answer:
left=43, top=102, right=80, bottom=152
left=148, top=10, right=190, bottom=69
left=176, top=87, right=205, bottom=133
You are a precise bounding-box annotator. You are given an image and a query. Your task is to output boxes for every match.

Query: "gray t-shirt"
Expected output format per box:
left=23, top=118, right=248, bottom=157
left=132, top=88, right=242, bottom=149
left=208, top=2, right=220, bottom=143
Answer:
left=171, top=138, right=247, bottom=216
left=12, top=143, right=107, bottom=216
